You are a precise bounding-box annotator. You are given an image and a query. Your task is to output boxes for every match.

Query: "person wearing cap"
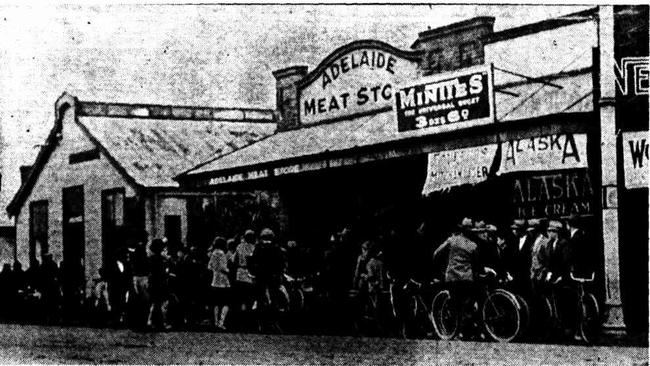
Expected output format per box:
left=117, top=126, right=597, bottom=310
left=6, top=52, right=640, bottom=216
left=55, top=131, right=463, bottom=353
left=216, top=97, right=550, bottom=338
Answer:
left=233, top=229, right=257, bottom=314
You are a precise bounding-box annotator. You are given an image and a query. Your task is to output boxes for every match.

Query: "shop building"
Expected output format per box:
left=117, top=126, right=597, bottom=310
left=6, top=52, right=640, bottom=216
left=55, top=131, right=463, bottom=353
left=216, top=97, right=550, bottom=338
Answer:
left=6, top=92, right=276, bottom=297
left=177, top=7, right=648, bottom=337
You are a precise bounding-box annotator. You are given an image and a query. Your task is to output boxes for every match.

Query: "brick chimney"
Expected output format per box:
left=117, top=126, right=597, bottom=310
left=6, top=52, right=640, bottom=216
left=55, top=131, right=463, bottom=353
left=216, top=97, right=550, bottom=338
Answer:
left=272, top=65, right=308, bottom=132
left=412, top=17, right=495, bottom=76
left=20, top=165, right=32, bottom=185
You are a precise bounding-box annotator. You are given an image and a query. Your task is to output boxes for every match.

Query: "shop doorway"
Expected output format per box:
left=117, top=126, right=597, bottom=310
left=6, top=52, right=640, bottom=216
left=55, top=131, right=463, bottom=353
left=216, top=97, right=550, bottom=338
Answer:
left=62, top=185, right=85, bottom=315
left=164, top=215, right=182, bottom=248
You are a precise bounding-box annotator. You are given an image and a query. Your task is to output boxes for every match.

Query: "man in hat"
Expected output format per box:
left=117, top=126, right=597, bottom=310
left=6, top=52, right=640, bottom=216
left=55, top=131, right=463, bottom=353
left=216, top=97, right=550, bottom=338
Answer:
left=565, top=215, right=591, bottom=278
left=528, top=219, right=549, bottom=285
left=540, top=219, right=580, bottom=340
left=535, top=220, right=571, bottom=284
left=250, top=228, right=285, bottom=312
left=473, top=221, right=502, bottom=279
left=502, top=219, right=534, bottom=294
left=433, top=217, right=481, bottom=331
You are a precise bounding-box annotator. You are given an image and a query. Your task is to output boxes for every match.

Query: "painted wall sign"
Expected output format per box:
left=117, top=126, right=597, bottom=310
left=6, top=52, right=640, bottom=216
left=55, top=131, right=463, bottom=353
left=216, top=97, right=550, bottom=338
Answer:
left=422, top=144, right=498, bottom=195
left=499, top=133, right=588, bottom=174
left=298, top=41, right=421, bottom=125
left=395, top=64, right=495, bottom=133
left=623, top=131, right=650, bottom=189
left=511, top=169, right=594, bottom=219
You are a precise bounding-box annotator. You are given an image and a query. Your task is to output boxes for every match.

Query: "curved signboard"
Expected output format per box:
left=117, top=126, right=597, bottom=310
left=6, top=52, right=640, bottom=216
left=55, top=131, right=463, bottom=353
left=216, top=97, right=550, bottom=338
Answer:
left=297, top=40, right=422, bottom=125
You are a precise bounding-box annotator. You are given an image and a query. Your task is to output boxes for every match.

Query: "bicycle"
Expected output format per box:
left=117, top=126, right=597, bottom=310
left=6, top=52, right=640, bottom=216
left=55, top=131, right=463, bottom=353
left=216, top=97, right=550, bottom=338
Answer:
left=540, top=272, right=600, bottom=344
left=388, top=277, right=439, bottom=338
left=351, top=285, right=392, bottom=337
left=431, top=269, right=522, bottom=343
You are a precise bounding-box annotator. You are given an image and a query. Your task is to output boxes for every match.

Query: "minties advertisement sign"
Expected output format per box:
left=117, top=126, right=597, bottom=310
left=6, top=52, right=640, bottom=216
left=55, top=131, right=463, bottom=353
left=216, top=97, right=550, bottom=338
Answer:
left=394, top=64, right=495, bottom=133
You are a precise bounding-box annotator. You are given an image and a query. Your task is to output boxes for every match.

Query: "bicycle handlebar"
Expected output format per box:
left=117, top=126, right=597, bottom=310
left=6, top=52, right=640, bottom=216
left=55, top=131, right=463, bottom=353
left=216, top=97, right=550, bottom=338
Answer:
left=569, top=272, right=594, bottom=283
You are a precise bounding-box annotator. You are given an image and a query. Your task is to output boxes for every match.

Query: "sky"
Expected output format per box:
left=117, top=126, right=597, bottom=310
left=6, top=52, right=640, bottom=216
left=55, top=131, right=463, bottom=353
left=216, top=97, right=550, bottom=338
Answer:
left=0, top=4, right=592, bottom=225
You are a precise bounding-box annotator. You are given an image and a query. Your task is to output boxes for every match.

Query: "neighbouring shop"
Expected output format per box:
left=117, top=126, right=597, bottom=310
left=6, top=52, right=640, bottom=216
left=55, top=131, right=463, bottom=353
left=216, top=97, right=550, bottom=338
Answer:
left=6, top=93, right=276, bottom=300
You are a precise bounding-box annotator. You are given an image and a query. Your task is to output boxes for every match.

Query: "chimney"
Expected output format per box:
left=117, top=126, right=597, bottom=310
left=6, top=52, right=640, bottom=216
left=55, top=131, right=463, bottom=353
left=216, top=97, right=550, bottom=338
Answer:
left=20, top=165, right=32, bottom=185
left=411, top=17, right=495, bottom=76
left=272, top=65, right=308, bottom=132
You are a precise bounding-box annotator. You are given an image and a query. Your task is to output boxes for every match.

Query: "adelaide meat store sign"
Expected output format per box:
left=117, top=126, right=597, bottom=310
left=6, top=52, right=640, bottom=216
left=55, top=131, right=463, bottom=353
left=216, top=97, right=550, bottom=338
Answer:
left=298, top=41, right=421, bottom=125
left=394, top=64, right=495, bottom=133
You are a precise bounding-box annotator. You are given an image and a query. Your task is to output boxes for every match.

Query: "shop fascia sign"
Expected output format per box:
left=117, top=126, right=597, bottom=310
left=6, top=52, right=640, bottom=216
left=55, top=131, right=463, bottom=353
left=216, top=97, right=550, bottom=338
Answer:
left=623, top=130, right=649, bottom=189
left=206, top=160, right=329, bottom=185
left=394, top=64, right=495, bottom=134
left=208, top=169, right=269, bottom=186
left=297, top=40, right=422, bottom=125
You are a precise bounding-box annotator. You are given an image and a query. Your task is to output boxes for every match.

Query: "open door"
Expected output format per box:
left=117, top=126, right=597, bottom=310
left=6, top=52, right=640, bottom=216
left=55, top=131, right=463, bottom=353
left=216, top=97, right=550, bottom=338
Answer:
left=62, top=185, right=85, bottom=320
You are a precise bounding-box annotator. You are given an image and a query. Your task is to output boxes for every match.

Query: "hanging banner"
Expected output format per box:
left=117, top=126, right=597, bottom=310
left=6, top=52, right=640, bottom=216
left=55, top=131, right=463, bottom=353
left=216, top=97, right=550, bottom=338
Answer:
left=623, top=131, right=649, bottom=189
left=422, top=144, right=498, bottom=195
left=499, top=133, right=588, bottom=174
left=395, top=64, right=495, bottom=134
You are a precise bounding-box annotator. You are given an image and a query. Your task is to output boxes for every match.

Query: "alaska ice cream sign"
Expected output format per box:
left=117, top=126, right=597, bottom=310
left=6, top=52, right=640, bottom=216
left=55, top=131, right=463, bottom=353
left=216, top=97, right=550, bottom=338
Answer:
left=298, top=41, right=421, bottom=125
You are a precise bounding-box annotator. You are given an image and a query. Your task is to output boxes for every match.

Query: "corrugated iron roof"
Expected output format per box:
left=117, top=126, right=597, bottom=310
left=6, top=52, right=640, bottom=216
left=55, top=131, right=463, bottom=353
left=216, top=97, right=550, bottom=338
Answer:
left=79, top=116, right=276, bottom=187
left=184, top=71, right=593, bottom=178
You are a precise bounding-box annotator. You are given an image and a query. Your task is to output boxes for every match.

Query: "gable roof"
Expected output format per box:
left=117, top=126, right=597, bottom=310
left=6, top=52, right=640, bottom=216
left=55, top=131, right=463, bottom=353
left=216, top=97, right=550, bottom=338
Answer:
left=7, top=96, right=276, bottom=216
left=77, top=116, right=275, bottom=187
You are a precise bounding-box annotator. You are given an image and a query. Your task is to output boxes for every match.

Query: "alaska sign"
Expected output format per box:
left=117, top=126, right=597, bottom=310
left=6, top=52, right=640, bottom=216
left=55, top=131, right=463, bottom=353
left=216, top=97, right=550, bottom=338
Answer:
left=298, top=40, right=422, bottom=125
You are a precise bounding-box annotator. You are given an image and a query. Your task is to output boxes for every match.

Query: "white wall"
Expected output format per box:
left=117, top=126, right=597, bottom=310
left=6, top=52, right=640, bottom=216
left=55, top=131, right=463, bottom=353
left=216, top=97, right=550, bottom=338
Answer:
left=485, top=21, right=598, bottom=85
left=15, top=107, right=137, bottom=292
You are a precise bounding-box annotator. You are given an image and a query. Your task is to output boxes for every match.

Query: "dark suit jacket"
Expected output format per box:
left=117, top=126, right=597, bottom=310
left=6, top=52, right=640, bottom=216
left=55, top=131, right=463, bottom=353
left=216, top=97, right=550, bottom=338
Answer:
left=504, top=234, right=534, bottom=282
left=533, top=237, right=572, bottom=282
left=568, top=229, right=592, bottom=277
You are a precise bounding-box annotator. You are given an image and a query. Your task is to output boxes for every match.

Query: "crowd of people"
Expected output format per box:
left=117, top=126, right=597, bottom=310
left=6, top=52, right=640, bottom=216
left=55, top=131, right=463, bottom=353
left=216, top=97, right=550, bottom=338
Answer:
left=0, top=214, right=594, bottom=339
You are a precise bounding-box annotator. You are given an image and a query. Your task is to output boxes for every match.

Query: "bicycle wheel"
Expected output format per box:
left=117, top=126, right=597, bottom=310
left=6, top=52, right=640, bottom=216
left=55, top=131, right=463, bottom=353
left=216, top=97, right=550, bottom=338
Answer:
left=514, top=294, right=530, bottom=339
left=431, top=290, right=458, bottom=340
left=290, top=288, right=305, bottom=313
left=579, top=293, right=600, bottom=344
left=482, top=289, right=521, bottom=343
